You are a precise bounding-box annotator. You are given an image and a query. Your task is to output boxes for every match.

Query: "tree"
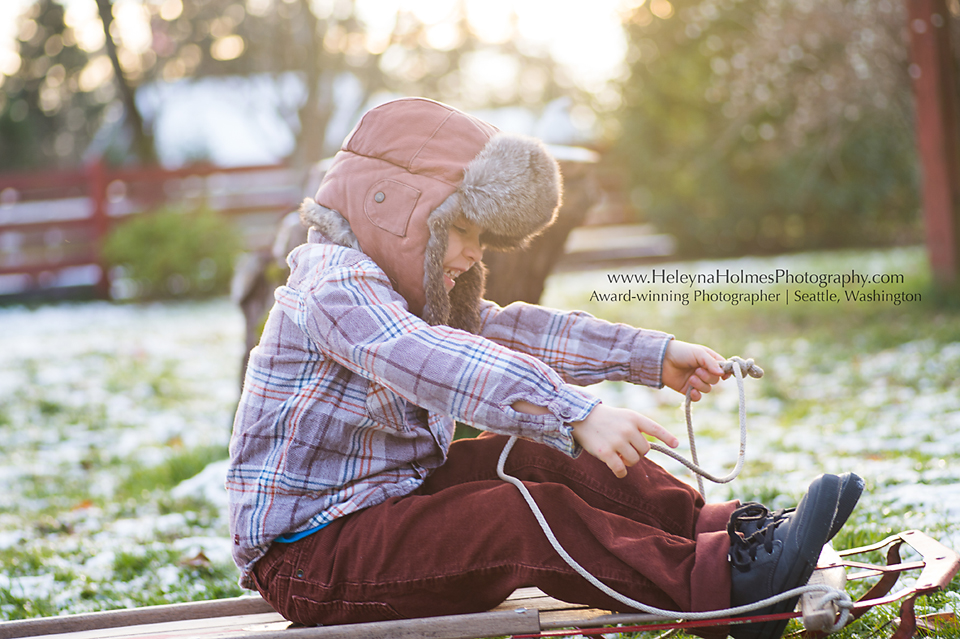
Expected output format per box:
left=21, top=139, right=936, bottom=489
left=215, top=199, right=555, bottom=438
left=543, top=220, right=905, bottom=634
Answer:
left=102, top=0, right=576, bottom=168
left=0, top=0, right=108, bottom=170
left=4, top=0, right=581, bottom=171
left=615, top=0, right=922, bottom=257
left=94, top=0, right=156, bottom=164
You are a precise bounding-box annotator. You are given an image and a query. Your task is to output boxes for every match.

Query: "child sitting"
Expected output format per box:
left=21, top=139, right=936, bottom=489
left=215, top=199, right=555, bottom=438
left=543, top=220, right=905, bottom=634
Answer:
left=227, top=97, right=860, bottom=639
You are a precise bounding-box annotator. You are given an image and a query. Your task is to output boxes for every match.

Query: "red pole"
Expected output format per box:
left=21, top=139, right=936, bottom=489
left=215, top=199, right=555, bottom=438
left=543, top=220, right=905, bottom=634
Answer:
left=906, top=0, right=960, bottom=285
left=87, top=159, right=111, bottom=299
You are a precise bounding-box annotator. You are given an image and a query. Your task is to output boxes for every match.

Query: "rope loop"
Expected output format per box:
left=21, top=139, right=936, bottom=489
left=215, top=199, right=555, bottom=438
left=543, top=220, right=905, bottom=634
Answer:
left=650, top=355, right=761, bottom=495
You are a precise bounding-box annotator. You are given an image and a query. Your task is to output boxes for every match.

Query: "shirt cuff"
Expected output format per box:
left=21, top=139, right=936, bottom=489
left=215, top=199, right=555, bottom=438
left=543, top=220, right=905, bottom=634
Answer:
left=630, top=331, right=674, bottom=388
left=536, top=385, right=598, bottom=457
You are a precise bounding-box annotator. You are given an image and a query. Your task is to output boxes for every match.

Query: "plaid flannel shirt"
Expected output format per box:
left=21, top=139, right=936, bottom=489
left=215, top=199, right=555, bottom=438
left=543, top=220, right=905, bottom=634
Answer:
left=227, top=233, right=672, bottom=587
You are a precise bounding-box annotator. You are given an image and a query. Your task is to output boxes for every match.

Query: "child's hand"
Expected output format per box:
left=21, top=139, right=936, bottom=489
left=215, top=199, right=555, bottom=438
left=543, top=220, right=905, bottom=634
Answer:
left=661, top=340, right=727, bottom=402
left=571, top=404, right=679, bottom=478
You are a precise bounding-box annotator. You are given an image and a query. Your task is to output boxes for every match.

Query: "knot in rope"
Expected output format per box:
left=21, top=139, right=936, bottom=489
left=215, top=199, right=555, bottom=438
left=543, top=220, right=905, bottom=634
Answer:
left=814, top=587, right=854, bottom=632
left=721, top=356, right=764, bottom=379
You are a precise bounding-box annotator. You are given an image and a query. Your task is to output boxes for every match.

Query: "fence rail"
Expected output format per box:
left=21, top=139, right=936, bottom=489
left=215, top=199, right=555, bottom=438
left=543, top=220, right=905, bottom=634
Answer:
left=0, top=161, right=304, bottom=300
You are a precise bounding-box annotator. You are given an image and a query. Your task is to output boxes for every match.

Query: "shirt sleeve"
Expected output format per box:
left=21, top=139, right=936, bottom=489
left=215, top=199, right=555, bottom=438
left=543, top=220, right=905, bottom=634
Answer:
left=477, top=300, right=674, bottom=388
left=276, top=255, right=597, bottom=456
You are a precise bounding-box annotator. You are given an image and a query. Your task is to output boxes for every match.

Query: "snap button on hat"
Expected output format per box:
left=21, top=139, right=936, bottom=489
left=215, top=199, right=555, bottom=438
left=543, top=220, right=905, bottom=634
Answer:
left=374, top=191, right=385, bottom=203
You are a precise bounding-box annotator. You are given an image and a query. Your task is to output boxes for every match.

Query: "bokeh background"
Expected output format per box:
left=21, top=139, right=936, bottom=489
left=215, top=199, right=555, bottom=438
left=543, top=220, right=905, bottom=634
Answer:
left=1, top=0, right=960, bottom=633
left=3, top=0, right=958, bottom=264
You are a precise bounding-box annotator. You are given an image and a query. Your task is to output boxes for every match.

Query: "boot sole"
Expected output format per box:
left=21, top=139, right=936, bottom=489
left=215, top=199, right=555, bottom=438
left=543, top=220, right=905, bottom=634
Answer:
left=828, top=472, right=864, bottom=541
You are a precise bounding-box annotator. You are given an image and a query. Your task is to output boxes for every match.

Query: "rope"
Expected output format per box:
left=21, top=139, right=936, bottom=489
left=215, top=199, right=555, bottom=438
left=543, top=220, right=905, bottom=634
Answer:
left=649, top=356, right=763, bottom=495
left=496, top=356, right=853, bottom=631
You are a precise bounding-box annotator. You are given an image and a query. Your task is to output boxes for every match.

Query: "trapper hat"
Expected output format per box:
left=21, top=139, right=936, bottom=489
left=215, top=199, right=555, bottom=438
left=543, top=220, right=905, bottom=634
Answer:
left=300, top=97, right=561, bottom=333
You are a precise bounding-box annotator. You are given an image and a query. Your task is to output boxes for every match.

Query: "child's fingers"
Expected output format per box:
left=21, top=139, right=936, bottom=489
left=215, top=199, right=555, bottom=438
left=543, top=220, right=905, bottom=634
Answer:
left=600, top=449, right=628, bottom=478
left=687, top=361, right=730, bottom=400
left=617, top=441, right=643, bottom=468
left=638, top=414, right=678, bottom=448
left=571, top=406, right=677, bottom=478
left=705, top=349, right=726, bottom=371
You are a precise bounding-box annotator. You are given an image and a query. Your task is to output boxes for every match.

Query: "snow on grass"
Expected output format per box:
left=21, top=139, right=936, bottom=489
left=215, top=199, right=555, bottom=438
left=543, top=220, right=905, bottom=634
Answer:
left=0, top=299, right=245, bottom=618
left=0, top=247, right=958, bottom=630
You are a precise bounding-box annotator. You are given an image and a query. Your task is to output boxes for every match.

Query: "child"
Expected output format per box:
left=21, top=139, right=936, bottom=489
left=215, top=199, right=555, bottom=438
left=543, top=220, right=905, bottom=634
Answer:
left=227, top=97, right=860, bottom=639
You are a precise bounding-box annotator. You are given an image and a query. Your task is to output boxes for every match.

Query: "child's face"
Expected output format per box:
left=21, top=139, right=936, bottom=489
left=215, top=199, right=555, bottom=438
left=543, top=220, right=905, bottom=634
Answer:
left=443, top=218, right=483, bottom=292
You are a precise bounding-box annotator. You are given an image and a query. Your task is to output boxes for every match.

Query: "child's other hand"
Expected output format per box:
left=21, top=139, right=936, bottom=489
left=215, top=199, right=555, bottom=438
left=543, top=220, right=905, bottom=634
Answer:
left=662, top=340, right=727, bottom=402
left=571, top=405, right=678, bottom=478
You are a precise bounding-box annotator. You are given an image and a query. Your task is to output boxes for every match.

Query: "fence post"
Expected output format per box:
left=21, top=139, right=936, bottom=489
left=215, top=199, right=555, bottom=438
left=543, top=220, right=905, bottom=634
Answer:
left=87, top=159, right=111, bottom=299
left=906, top=0, right=960, bottom=286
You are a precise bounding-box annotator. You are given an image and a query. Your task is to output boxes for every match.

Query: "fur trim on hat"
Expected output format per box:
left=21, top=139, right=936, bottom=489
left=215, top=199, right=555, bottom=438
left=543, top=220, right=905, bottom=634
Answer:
left=299, top=198, right=360, bottom=251
left=458, top=133, right=561, bottom=250
left=418, top=133, right=560, bottom=330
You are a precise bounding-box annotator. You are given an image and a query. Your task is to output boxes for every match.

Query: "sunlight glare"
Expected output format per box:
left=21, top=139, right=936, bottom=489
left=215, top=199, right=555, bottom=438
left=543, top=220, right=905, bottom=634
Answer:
left=159, top=0, right=184, bottom=21
left=465, top=0, right=515, bottom=44
left=59, top=1, right=107, bottom=53
left=407, top=0, right=458, bottom=25
left=1, top=0, right=631, bottom=100
left=513, top=0, right=628, bottom=90
left=113, top=1, right=153, bottom=54
left=355, top=0, right=399, bottom=53
left=211, top=34, right=245, bottom=61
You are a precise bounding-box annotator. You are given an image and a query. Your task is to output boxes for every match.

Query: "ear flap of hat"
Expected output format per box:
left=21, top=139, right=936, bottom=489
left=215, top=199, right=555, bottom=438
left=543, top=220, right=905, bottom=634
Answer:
left=299, top=198, right=360, bottom=251
left=446, top=264, right=484, bottom=334
left=422, top=209, right=451, bottom=327
left=422, top=197, right=484, bottom=333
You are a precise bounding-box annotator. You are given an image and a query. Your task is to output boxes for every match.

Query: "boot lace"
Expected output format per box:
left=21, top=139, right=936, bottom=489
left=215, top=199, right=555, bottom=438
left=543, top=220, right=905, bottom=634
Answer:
left=727, top=502, right=793, bottom=572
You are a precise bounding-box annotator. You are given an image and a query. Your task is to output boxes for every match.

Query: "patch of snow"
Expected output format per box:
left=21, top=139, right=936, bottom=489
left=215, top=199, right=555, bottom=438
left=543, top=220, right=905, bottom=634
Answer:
left=172, top=536, right=235, bottom=567
left=171, top=459, right=230, bottom=511
left=0, top=574, right=57, bottom=601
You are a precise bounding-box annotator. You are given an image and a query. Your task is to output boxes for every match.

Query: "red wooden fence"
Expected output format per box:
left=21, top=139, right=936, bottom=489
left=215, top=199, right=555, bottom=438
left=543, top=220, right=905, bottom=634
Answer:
left=0, top=161, right=305, bottom=300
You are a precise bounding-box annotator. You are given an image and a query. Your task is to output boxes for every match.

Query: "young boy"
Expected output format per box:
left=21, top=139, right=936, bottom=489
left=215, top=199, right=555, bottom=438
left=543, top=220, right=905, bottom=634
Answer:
left=227, top=97, right=859, bottom=639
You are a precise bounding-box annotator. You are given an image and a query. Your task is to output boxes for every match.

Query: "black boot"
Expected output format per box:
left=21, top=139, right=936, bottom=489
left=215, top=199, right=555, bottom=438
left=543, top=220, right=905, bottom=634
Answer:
left=728, top=474, right=842, bottom=639
left=732, top=472, right=863, bottom=543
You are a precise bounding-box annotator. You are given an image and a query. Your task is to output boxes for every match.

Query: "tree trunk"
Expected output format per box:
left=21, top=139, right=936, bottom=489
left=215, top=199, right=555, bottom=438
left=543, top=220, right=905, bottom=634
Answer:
left=95, top=0, right=156, bottom=165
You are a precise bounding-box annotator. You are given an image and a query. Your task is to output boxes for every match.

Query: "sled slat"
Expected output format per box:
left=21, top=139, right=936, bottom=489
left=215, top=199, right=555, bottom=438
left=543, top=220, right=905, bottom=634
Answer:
left=0, top=596, right=277, bottom=639
left=2, top=609, right=541, bottom=639
left=17, top=612, right=289, bottom=639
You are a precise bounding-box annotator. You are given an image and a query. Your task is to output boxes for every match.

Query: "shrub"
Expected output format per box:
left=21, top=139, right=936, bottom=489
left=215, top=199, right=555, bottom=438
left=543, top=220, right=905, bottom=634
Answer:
left=102, top=206, right=242, bottom=300
left=614, top=0, right=922, bottom=258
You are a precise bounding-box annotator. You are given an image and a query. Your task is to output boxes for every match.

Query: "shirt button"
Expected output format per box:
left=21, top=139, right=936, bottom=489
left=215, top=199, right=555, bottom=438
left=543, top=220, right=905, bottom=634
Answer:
left=559, top=408, right=573, bottom=420
left=296, top=569, right=304, bottom=578
left=374, top=191, right=385, bottom=203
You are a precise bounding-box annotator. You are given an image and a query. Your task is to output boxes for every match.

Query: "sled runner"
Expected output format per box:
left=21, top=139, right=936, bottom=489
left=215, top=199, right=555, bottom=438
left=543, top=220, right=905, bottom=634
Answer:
left=0, top=529, right=955, bottom=639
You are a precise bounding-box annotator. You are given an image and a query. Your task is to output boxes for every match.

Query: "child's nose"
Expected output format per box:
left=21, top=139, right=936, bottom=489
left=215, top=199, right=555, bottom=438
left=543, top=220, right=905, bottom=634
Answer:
left=463, top=238, right=483, bottom=263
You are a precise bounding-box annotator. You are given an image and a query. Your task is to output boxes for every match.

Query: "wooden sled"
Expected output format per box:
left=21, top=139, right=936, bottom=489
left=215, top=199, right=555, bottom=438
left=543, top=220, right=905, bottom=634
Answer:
left=1, top=530, right=956, bottom=639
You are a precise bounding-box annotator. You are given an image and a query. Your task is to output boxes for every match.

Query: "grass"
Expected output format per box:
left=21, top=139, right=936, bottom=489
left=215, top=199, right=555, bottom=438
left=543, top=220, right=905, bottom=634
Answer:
left=0, top=299, right=242, bottom=621
left=116, top=444, right=228, bottom=503
left=1, top=247, right=958, bottom=637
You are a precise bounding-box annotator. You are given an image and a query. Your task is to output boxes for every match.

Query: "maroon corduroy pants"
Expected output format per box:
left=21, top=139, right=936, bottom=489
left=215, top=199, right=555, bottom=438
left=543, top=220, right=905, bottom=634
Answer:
left=250, top=433, right=737, bottom=627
